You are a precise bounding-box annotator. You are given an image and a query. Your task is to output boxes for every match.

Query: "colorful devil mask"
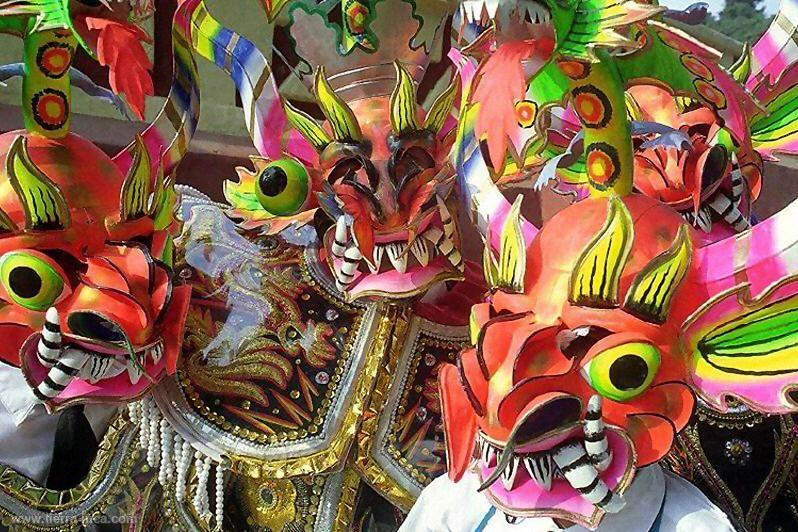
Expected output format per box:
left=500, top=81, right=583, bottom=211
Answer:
left=0, top=132, right=189, bottom=412
left=226, top=62, right=463, bottom=301
left=440, top=191, right=798, bottom=528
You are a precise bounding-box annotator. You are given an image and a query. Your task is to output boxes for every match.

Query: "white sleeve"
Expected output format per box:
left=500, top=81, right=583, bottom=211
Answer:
left=659, top=469, right=736, bottom=532
left=400, top=473, right=496, bottom=532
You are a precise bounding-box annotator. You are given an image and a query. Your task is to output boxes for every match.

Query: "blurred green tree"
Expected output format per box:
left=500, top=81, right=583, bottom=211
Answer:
left=706, top=0, right=773, bottom=43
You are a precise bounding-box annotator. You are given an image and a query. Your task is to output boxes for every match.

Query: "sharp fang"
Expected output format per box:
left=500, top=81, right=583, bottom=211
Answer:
left=386, top=242, right=408, bottom=274
left=368, top=246, right=384, bottom=274
left=410, top=238, right=431, bottom=266
left=333, top=245, right=363, bottom=291
left=585, top=395, right=613, bottom=472
left=485, top=445, right=496, bottom=466
left=127, top=357, right=144, bottom=385
left=485, top=0, right=499, bottom=18
left=150, top=342, right=163, bottom=364
left=423, top=227, right=463, bottom=271
left=331, top=216, right=348, bottom=259
left=500, top=454, right=519, bottom=491
left=524, top=454, right=553, bottom=491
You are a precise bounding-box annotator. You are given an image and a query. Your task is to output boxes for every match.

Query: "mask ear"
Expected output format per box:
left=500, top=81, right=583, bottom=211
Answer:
left=684, top=280, right=798, bottom=413
left=439, top=363, right=477, bottom=482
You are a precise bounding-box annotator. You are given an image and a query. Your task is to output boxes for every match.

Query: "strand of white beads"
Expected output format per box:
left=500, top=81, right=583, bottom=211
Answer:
left=193, top=451, right=209, bottom=516
left=138, top=398, right=151, bottom=450
left=128, top=401, right=139, bottom=427
left=146, top=401, right=161, bottom=468
left=201, top=456, right=213, bottom=519
left=176, top=441, right=192, bottom=501
left=171, top=431, right=183, bottom=483
left=159, top=419, right=172, bottom=486
left=214, top=462, right=225, bottom=530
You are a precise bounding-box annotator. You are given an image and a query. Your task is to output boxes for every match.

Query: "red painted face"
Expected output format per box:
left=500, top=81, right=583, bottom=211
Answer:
left=629, top=85, right=762, bottom=234
left=318, top=96, right=465, bottom=300
left=0, top=132, right=189, bottom=412
left=440, top=195, right=699, bottom=528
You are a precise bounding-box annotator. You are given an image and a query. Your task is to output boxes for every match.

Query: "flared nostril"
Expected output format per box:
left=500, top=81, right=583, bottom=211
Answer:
left=514, top=396, right=583, bottom=445
left=67, top=312, right=126, bottom=344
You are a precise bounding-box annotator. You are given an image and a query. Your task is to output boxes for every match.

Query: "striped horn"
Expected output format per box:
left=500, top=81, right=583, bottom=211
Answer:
left=583, top=395, right=612, bottom=472
left=37, top=307, right=62, bottom=368
left=32, top=349, right=89, bottom=403
left=552, top=441, right=625, bottom=513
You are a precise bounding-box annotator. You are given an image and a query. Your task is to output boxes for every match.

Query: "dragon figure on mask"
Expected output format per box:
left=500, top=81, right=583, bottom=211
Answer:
left=454, top=0, right=798, bottom=241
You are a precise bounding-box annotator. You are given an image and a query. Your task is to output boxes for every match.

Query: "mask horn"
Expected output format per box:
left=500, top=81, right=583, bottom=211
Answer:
left=569, top=196, right=634, bottom=308
left=314, top=66, right=363, bottom=143
left=624, top=224, right=692, bottom=323
left=284, top=101, right=332, bottom=152
left=120, top=135, right=153, bottom=221
left=6, top=136, right=70, bottom=231
left=484, top=195, right=526, bottom=293
left=390, top=61, right=420, bottom=135
left=424, top=72, right=460, bottom=135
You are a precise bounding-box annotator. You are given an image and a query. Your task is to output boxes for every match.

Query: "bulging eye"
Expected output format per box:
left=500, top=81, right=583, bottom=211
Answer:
left=255, top=158, right=310, bottom=216
left=0, top=251, right=69, bottom=311
left=582, top=342, right=660, bottom=402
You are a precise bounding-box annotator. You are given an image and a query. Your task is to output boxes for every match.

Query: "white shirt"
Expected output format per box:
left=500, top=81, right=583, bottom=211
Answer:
left=0, top=363, right=115, bottom=484
left=401, top=465, right=735, bottom=532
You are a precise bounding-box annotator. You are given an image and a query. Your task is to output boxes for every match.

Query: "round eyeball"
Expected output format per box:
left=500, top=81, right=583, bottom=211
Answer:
left=0, top=251, right=68, bottom=312
left=255, top=158, right=310, bottom=216
left=583, top=342, right=661, bottom=402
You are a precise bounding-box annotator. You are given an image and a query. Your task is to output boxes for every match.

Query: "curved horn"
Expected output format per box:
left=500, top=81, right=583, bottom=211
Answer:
left=425, top=72, right=460, bottom=135
left=120, top=135, right=153, bottom=221
left=569, top=196, right=634, bottom=308
left=284, top=101, right=332, bottom=152
left=390, top=61, right=420, bottom=135
left=315, top=66, right=363, bottom=143
left=6, top=136, right=70, bottom=231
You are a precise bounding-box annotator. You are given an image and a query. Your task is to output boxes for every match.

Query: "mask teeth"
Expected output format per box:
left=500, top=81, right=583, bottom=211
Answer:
left=584, top=395, right=613, bottom=472
left=500, top=454, right=520, bottom=490
left=37, top=307, right=62, bottom=368
left=523, top=453, right=553, bottom=491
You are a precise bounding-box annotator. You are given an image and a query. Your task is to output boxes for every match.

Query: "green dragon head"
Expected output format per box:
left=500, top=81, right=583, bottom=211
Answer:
left=460, top=0, right=662, bottom=61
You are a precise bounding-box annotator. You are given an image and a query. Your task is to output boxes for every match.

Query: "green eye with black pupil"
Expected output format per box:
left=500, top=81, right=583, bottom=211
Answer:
left=0, top=251, right=66, bottom=312
left=254, top=158, right=310, bottom=216
left=584, top=342, right=660, bottom=402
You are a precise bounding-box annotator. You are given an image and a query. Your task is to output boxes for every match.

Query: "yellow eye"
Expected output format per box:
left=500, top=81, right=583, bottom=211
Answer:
left=255, top=158, right=310, bottom=216
left=583, top=342, right=660, bottom=402
left=0, top=251, right=68, bottom=311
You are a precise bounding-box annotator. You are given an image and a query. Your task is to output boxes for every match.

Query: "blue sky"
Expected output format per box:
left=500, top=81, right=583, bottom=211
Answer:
left=664, top=0, right=780, bottom=14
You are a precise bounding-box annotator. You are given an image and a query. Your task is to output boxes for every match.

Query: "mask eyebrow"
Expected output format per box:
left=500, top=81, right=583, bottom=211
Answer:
left=476, top=310, right=534, bottom=379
